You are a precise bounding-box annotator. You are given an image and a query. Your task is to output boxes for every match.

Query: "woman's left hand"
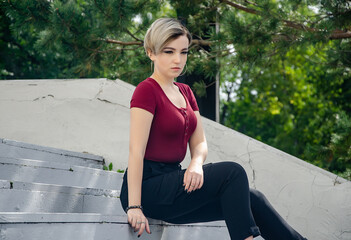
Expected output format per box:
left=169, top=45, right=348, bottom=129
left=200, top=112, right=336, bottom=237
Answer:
left=183, top=161, right=204, bottom=193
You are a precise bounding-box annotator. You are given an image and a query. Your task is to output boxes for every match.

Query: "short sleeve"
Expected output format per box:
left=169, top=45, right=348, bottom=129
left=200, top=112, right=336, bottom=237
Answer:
left=185, top=85, right=199, bottom=111
left=130, top=81, right=156, bottom=114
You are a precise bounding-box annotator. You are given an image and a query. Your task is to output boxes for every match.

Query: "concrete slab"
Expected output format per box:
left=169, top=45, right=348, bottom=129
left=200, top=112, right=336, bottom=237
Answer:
left=0, top=213, right=264, bottom=240
left=0, top=79, right=350, bottom=240
left=0, top=179, right=124, bottom=213
left=0, top=179, right=120, bottom=197
left=0, top=157, right=123, bottom=190
left=0, top=139, right=103, bottom=169
left=0, top=213, right=164, bottom=240
left=1, top=138, right=103, bottom=162
left=0, top=79, right=131, bottom=165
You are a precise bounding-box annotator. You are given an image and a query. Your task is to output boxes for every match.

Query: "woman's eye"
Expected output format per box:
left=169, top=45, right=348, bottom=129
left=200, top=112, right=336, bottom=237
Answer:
left=164, top=51, right=173, bottom=54
left=182, top=51, right=189, bottom=55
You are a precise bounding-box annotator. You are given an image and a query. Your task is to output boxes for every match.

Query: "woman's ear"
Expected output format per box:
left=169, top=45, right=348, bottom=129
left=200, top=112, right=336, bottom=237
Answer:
left=147, top=49, right=155, bottom=61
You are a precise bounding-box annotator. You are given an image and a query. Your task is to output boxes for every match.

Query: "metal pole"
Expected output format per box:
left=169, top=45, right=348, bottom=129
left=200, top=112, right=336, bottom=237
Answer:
left=215, top=11, right=220, bottom=123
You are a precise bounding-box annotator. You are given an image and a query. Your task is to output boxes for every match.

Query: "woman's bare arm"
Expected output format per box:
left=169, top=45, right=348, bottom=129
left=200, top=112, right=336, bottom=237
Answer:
left=127, top=107, right=153, bottom=236
left=189, top=111, right=208, bottom=164
left=184, top=111, right=208, bottom=192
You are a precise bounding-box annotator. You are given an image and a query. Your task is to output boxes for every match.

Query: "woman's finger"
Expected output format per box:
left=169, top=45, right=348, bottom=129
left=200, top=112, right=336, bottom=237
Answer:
left=183, top=171, right=187, bottom=186
left=188, top=178, right=198, bottom=192
left=138, top=221, right=145, bottom=237
left=135, top=220, right=141, bottom=232
left=199, top=176, right=204, bottom=189
left=188, top=177, right=196, bottom=192
left=131, top=217, right=137, bottom=228
left=145, top=219, right=151, bottom=234
left=184, top=172, right=191, bottom=191
left=194, top=177, right=201, bottom=190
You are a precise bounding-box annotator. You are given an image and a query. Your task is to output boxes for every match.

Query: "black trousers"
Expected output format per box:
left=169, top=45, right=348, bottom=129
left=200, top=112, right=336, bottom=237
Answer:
left=120, top=160, right=307, bottom=240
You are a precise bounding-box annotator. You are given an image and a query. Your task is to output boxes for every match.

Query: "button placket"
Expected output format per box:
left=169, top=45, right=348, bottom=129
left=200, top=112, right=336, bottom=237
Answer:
left=182, top=109, right=188, bottom=137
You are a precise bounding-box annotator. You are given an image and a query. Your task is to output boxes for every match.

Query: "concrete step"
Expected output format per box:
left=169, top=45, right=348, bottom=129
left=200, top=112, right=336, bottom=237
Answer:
left=0, top=157, right=123, bottom=190
left=0, top=213, right=239, bottom=240
left=0, top=138, right=104, bottom=169
left=0, top=179, right=124, bottom=215
left=0, top=212, right=163, bottom=240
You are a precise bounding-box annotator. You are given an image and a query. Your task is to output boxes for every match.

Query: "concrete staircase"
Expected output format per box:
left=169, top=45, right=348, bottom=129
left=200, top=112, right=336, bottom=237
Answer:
left=0, top=138, right=250, bottom=240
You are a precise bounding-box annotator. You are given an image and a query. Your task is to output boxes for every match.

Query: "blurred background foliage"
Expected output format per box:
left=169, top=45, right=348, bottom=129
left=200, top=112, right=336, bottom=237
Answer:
left=1, top=0, right=350, bottom=180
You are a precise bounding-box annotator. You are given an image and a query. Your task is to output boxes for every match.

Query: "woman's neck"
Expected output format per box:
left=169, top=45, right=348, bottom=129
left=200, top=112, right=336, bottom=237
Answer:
left=150, top=73, right=174, bottom=88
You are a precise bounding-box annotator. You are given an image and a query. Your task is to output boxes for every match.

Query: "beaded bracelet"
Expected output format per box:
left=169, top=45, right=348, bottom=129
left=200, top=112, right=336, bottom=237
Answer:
left=125, top=205, right=143, bottom=212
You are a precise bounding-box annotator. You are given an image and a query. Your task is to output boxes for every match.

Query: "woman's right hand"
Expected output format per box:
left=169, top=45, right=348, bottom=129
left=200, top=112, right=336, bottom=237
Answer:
left=127, top=208, right=151, bottom=237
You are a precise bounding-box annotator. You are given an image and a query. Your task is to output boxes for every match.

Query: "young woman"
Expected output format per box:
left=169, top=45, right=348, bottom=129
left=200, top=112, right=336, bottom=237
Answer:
left=120, top=18, right=307, bottom=240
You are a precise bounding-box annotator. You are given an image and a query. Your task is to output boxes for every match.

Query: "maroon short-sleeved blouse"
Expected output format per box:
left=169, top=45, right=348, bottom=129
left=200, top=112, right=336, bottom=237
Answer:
left=130, top=77, right=199, bottom=163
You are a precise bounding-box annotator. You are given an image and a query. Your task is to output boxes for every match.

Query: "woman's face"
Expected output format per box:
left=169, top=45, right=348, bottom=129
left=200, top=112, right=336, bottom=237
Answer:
left=149, top=35, right=189, bottom=80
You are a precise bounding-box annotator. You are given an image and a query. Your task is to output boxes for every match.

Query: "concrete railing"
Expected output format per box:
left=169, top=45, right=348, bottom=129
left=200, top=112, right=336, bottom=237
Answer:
left=0, top=79, right=350, bottom=240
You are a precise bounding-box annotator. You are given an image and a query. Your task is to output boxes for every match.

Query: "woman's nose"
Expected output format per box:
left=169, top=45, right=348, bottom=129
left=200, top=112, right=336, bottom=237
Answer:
left=173, top=53, right=181, bottom=63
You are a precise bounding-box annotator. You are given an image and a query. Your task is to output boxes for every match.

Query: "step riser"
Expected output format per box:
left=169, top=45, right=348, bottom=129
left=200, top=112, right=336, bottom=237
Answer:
left=0, top=138, right=104, bottom=162
left=0, top=180, right=120, bottom=197
left=0, top=189, right=124, bottom=215
left=0, top=213, right=262, bottom=240
left=0, top=144, right=102, bottom=169
left=0, top=157, right=123, bottom=176
left=0, top=223, right=165, bottom=240
left=0, top=223, right=235, bottom=240
left=0, top=164, right=123, bottom=190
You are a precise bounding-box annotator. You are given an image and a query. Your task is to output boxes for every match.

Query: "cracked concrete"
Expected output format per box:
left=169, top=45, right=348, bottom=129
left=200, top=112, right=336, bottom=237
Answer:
left=0, top=78, right=350, bottom=240
left=246, top=139, right=257, bottom=189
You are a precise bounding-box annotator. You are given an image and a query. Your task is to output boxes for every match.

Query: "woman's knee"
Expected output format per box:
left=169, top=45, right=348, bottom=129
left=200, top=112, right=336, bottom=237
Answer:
left=226, top=161, right=247, bottom=177
left=215, top=161, right=248, bottom=183
left=250, top=189, right=267, bottom=206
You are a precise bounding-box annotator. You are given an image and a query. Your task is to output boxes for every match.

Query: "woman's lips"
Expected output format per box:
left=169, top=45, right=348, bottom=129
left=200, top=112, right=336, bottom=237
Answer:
left=171, top=67, right=181, bottom=70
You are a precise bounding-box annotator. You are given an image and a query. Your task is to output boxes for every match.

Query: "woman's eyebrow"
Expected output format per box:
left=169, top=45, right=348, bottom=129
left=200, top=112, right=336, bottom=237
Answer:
left=163, top=47, right=189, bottom=51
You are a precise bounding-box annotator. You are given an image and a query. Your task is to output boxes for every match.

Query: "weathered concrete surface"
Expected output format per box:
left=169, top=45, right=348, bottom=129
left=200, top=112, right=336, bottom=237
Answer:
left=0, top=152, right=240, bottom=240
left=0, top=213, right=265, bottom=240
left=0, top=157, right=122, bottom=190
left=0, top=138, right=104, bottom=168
left=0, top=79, right=350, bottom=240
left=0, top=79, right=130, bottom=168
left=0, top=179, right=123, bottom=214
left=0, top=213, right=254, bottom=240
left=0, top=213, right=165, bottom=240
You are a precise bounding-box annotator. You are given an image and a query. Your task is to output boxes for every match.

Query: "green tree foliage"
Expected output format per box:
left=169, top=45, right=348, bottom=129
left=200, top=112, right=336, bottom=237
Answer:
left=1, top=0, right=350, bottom=179
left=221, top=42, right=347, bottom=171
left=217, top=1, right=350, bottom=179
left=1, top=0, right=163, bottom=83
left=305, top=111, right=351, bottom=180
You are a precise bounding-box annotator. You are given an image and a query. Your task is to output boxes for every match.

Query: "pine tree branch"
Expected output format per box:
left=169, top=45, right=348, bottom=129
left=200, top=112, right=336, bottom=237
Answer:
left=2, top=36, right=40, bottom=65
left=220, top=0, right=351, bottom=40
left=329, top=31, right=351, bottom=40
left=91, top=46, right=143, bottom=53
left=125, top=29, right=143, bottom=42
left=99, top=38, right=212, bottom=47
left=220, top=0, right=259, bottom=14
left=191, top=39, right=212, bottom=46
left=101, top=38, right=143, bottom=46
left=93, top=0, right=109, bottom=17
left=7, top=0, right=20, bottom=12
left=244, top=0, right=258, bottom=7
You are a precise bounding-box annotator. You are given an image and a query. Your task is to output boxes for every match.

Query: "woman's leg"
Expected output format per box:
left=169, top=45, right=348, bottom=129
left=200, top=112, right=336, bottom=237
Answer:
left=250, top=189, right=307, bottom=240
left=142, top=162, right=260, bottom=240
left=123, top=161, right=307, bottom=240
left=164, top=189, right=307, bottom=240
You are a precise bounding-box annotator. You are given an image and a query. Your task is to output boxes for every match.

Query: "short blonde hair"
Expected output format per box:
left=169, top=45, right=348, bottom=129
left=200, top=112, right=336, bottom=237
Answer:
left=144, top=18, right=192, bottom=56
